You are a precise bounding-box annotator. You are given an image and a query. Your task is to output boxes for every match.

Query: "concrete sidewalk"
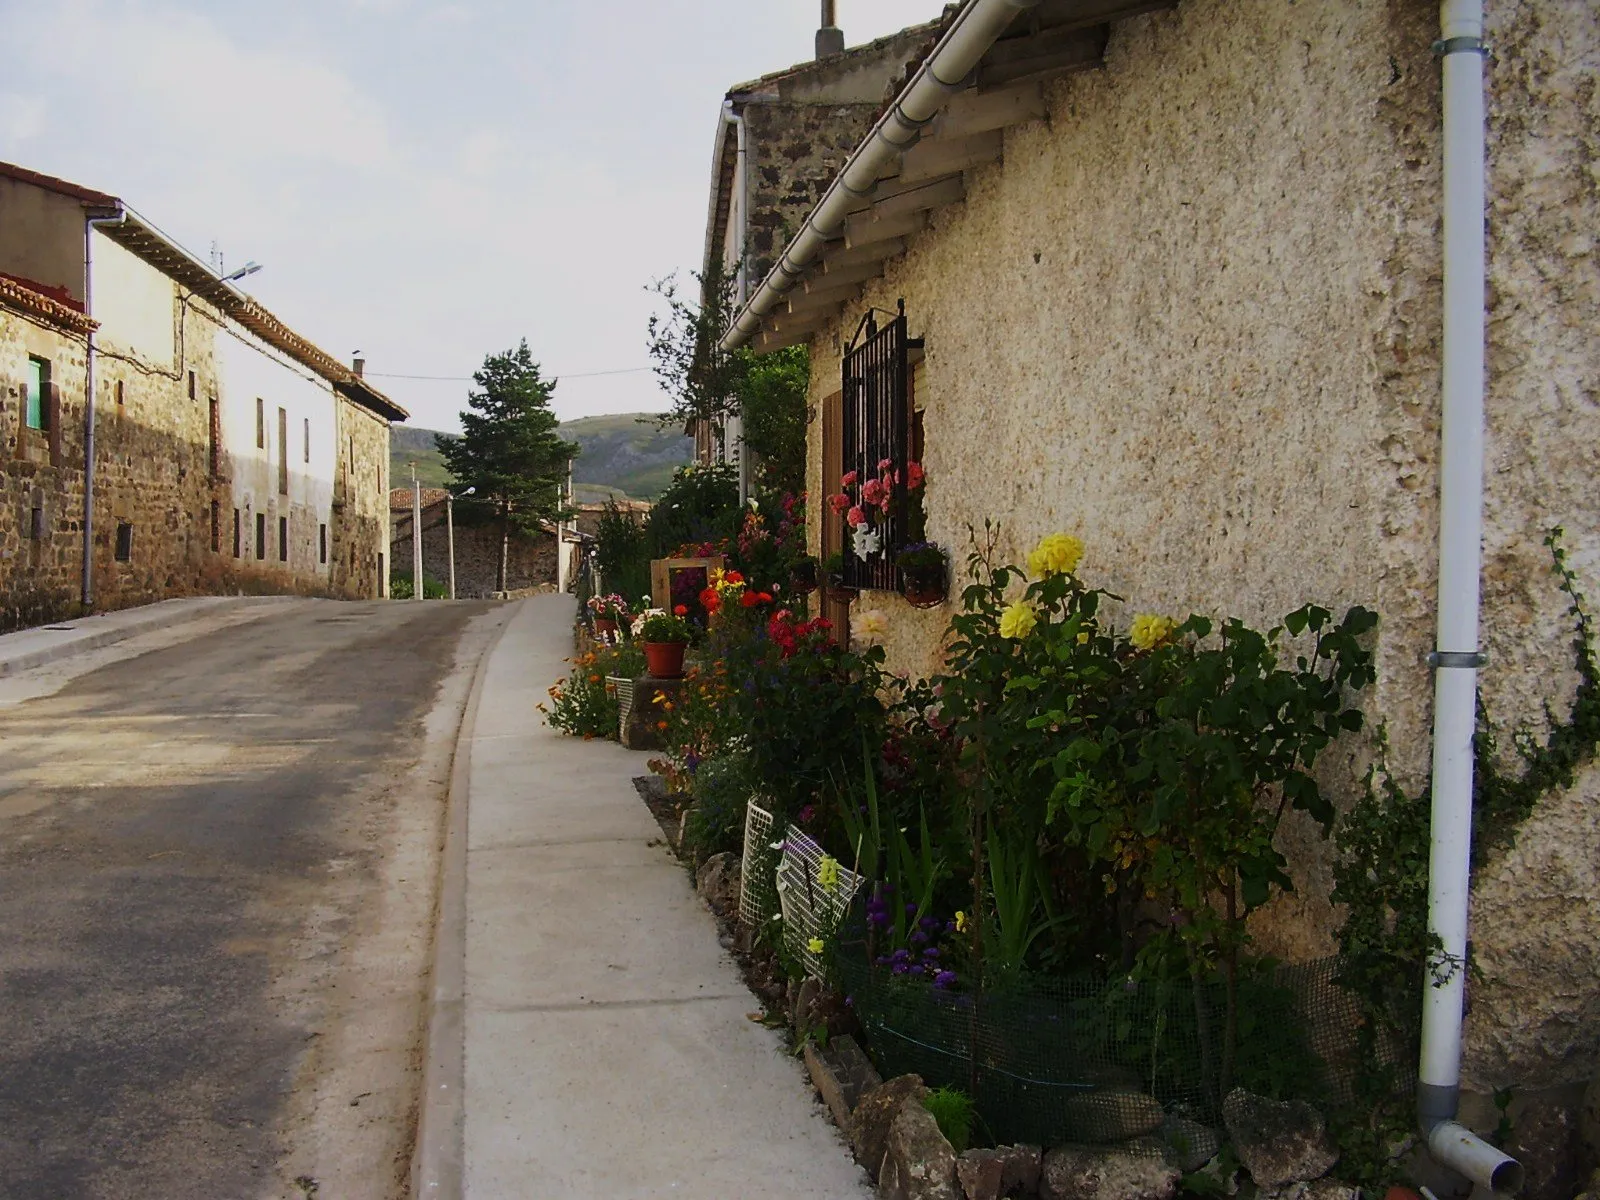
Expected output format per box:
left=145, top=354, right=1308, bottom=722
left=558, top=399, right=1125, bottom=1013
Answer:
left=0, top=595, right=297, bottom=677
left=455, top=594, right=871, bottom=1198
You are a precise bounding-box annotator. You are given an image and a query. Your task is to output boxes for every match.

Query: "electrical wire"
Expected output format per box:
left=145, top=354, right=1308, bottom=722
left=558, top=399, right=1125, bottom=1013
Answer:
left=366, top=366, right=652, bottom=382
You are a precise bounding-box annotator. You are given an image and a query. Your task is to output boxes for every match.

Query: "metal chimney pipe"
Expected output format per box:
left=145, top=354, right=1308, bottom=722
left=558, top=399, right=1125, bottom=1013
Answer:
left=817, top=0, right=844, bottom=58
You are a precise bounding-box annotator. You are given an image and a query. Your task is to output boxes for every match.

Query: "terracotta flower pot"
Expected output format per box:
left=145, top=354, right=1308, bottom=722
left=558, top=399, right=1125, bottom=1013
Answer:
left=593, top=618, right=618, bottom=637
left=643, top=641, right=687, bottom=679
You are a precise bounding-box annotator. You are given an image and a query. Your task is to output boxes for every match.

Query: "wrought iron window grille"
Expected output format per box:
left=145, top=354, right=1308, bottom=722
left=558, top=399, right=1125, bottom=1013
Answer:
left=841, top=300, right=923, bottom=592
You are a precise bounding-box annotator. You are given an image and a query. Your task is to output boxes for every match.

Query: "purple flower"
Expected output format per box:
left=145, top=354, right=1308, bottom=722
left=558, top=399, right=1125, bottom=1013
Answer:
left=891, top=964, right=909, bottom=976
left=933, top=970, right=958, bottom=989
left=904, top=902, right=918, bottom=916
left=922, top=947, right=940, bottom=960
left=909, top=965, right=925, bottom=976
left=891, top=948, right=911, bottom=963
left=875, top=954, right=892, bottom=967
left=797, top=805, right=816, bottom=824
left=910, top=930, right=929, bottom=946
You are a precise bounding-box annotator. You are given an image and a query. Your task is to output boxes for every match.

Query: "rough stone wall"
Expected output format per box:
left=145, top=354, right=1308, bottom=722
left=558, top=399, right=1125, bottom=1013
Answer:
left=743, top=101, right=882, bottom=284
left=332, top=399, right=390, bottom=599
left=389, top=506, right=555, bottom=597
left=801, top=0, right=1600, bottom=1119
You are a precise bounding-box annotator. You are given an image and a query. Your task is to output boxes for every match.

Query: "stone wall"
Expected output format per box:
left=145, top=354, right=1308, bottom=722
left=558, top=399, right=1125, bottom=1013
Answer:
left=800, top=0, right=1599, bottom=1129
left=390, top=505, right=555, bottom=598
left=333, top=399, right=391, bottom=600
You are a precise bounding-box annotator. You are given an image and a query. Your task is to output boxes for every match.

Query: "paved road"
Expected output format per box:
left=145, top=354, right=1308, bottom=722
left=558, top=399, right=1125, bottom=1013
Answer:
left=0, top=599, right=501, bottom=1200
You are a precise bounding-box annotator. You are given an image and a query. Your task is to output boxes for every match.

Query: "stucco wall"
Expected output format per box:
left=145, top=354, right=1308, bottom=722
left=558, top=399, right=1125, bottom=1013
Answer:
left=0, top=178, right=84, bottom=303
left=800, top=0, right=1600, bottom=1115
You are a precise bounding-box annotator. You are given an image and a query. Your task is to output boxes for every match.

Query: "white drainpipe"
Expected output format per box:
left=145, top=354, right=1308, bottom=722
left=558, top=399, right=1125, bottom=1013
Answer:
left=720, top=99, right=754, bottom=501
left=82, top=207, right=128, bottom=611
left=722, top=0, right=1042, bottom=351
left=1419, top=2, right=1524, bottom=1193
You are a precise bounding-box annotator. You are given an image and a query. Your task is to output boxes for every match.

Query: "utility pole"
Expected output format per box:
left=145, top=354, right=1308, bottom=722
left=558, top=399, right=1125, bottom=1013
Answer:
left=411, top=462, right=423, bottom=601
left=557, top=460, right=573, bottom=594
left=446, top=492, right=457, bottom=600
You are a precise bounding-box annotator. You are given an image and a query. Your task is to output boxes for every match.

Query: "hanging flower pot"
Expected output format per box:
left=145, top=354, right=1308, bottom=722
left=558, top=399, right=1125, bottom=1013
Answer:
left=896, top=543, right=948, bottom=609
left=791, top=556, right=819, bottom=595
left=643, top=641, right=686, bottom=679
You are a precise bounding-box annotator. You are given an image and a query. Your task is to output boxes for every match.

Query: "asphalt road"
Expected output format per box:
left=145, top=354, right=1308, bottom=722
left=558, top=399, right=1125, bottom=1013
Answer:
left=0, top=599, right=500, bottom=1200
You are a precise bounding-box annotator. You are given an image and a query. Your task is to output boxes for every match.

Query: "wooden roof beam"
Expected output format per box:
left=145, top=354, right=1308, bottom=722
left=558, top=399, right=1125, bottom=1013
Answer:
left=931, top=82, right=1047, bottom=140
left=898, top=129, right=1005, bottom=186
left=818, top=237, right=907, bottom=270
left=844, top=209, right=928, bottom=250
left=978, top=23, right=1109, bottom=89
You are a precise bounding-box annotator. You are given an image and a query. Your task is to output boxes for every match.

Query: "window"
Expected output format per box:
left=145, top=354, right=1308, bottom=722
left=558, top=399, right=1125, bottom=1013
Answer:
left=379, top=552, right=385, bottom=597
left=279, top=516, right=288, bottom=562
left=27, top=506, right=43, bottom=541
left=304, top=417, right=310, bottom=464
left=115, top=379, right=124, bottom=407
left=25, top=357, right=50, bottom=431
left=233, top=509, right=242, bottom=558
left=319, top=523, right=327, bottom=565
left=114, top=522, right=133, bottom=562
left=187, top=370, right=196, bottom=401
left=256, top=398, right=265, bottom=449
left=208, top=397, right=221, bottom=479
left=278, top=408, right=289, bottom=494
left=256, top=512, right=266, bottom=560
left=840, top=305, right=918, bottom=590
left=210, top=501, right=220, bottom=553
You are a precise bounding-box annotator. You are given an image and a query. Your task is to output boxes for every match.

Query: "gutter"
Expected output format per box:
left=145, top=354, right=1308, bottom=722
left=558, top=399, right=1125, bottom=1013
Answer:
left=721, top=0, right=1042, bottom=351
left=82, top=204, right=128, bottom=612
left=1419, top=1, right=1524, bottom=1193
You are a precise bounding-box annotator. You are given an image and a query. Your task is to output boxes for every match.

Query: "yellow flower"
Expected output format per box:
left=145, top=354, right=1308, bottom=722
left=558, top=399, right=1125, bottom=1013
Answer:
left=1027, top=533, right=1085, bottom=578
left=999, top=601, right=1037, bottom=640
left=855, top=608, right=890, bottom=645
left=806, top=938, right=825, bottom=955
left=1076, top=631, right=1090, bottom=644
left=817, top=855, right=841, bottom=894
left=954, top=911, right=968, bottom=933
left=1129, top=613, right=1177, bottom=650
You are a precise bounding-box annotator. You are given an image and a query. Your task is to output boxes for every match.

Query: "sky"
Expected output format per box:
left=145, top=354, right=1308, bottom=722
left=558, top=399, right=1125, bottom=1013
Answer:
left=0, top=0, right=941, bottom=432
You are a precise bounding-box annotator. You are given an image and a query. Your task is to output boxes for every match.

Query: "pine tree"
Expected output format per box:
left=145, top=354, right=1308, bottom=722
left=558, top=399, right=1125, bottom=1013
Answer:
left=436, top=341, right=576, bottom=591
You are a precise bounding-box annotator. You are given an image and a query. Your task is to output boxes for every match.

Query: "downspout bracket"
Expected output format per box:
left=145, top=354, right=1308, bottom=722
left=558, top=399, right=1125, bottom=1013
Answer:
left=1432, top=36, right=1488, bottom=57
left=1428, top=650, right=1487, bottom=669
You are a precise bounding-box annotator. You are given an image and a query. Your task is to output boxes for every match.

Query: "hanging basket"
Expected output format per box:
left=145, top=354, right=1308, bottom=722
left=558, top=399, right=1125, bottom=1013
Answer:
left=900, top=564, right=948, bottom=609
left=643, top=641, right=687, bottom=679
left=791, top=558, right=819, bottom=596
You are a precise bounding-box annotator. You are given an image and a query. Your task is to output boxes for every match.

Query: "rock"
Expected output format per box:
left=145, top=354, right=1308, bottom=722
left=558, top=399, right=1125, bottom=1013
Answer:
left=880, top=1101, right=962, bottom=1200
left=790, top=977, right=822, bottom=1031
left=1039, top=1144, right=1181, bottom=1200
left=1503, top=1091, right=1583, bottom=1200
left=1223, top=1088, right=1338, bottom=1188
left=956, top=1145, right=1042, bottom=1200
left=804, top=1034, right=882, bottom=1130
left=1259, top=1183, right=1361, bottom=1200
left=1573, top=1167, right=1600, bottom=1200
left=1160, top=1114, right=1221, bottom=1173
left=694, top=851, right=740, bottom=913
left=1061, top=1091, right=1165, bottom=1142
left=850, top=1074, right=927, bottom=1182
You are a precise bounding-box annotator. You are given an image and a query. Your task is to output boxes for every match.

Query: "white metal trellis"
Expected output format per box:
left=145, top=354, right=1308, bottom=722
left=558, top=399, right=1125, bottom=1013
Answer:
left=738, top=801, right=776, bottom=929
left=607, top=676, right=634, bottom=741
left=776, top=824, right=863, bottom=979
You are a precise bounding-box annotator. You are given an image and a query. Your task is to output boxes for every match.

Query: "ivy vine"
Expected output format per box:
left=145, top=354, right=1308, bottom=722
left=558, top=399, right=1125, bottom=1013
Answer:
left=1331, top=526, right=1600, bottom=1187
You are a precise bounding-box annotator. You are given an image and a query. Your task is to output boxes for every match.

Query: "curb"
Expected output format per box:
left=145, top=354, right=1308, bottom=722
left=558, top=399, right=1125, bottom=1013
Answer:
left=0, top=597, right=288, bottom=679
left=411, top=599, right=520, bottom=1200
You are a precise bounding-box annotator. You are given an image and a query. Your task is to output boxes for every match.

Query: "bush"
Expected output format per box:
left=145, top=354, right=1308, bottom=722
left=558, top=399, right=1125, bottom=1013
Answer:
left=647, top=463, right=741, bottom=554
left=682, top=753, right=752, bottom=863
left=595, top=501, right=652, bottom=608
left=390, top=571, right=449, bottom=599
left=542, top=643, right=645, bottom=739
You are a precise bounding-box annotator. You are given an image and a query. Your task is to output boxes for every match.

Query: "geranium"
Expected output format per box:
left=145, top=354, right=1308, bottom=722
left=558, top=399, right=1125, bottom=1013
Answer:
left=1129, top=613, right=1177, bottom=650
left=699, top=587, right=722, bottom=614
left=674, top=605, right=688, bottom=616
left=841, top=470, right=858, bottom=487
left=999, top=601, right=1037, bottom=640
left=1026, top=533, right=1085, bottom=578
left=906, top=461, right=925, bottom=490
left=740, top=591, right=760, bottom=608
left=861, top=478, right=885, bottom=507
left=847, top=505, right=868, bottom=528
left=828, top=493, right=851, bottom=515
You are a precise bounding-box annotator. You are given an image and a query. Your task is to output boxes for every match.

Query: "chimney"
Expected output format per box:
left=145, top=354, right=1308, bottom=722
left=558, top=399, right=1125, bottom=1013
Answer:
left=816, top=0, right=844, bottom=58
left=352, top=353, right=365, bottom=378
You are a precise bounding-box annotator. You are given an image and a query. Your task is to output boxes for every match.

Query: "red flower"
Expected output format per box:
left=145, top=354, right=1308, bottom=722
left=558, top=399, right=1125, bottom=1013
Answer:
left=700, top=588, right=722, bottom=613
left=906, top=461, right=925, bottom=490
left=725, top=570, right=744, bottom=585
left=828, top=493, right=851, bottom=515
left=740, top=591, right=760, bottom=608
left=841, top=470, right=858, bottom=487
left=674, top=604, right=688, bottom=616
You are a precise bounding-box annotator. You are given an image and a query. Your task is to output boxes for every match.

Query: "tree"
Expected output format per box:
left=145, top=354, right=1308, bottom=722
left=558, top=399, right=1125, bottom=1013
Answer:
left=437, top=341, right=577, bottom=591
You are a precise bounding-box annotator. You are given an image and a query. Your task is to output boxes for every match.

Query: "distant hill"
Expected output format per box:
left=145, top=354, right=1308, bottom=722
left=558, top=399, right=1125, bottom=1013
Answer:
left=389, top=413, right=691, bottom=501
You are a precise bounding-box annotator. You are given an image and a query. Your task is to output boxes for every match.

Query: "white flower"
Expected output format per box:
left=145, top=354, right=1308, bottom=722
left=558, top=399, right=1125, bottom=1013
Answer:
left=853, top=530, right=882, bottom=560
left=856, top=609, right=890, bottom=645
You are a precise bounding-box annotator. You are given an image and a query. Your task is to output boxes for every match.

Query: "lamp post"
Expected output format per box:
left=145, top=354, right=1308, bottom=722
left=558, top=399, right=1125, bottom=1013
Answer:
left=411, top=464, right=423, bottom=602
left=447, top=486, right=475, bottom=600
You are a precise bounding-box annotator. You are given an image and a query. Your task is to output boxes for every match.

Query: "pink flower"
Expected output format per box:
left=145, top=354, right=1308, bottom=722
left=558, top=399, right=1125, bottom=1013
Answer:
left=841, top=470, right=858, bottom=487
left=861, top=478, right=885, bottom=505
left=878, top=458, right=893, bottom=472
left=847, top=506, right=867, bottom=528
left=828, top=493, right=851, bottom=515
left=907, top=462, right=925, bottom=489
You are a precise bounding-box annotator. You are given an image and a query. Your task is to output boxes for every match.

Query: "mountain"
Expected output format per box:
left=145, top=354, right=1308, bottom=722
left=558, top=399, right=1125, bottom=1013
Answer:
left=388, top=413, right=691, bottom=501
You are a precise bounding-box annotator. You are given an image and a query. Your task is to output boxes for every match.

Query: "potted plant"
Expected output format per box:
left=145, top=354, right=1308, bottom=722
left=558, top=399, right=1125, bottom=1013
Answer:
left=896, top=542, right=948, bottom=608
left=823, top=550, right=855, bottom=598
left=791, top=554, right=819, bottom=595
left=636, top=611, right=692, bottom=679
left=588, top=593, right=629, bottom=637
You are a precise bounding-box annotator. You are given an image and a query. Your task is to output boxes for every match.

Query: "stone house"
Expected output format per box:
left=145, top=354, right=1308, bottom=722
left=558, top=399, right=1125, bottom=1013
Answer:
left=0, top=161, right=403, bottom=631
left=713, top=0, right=1598, bottom=1193
left=695, top=9, right=942, bottom=486
left=388, top=488, right=580, bottom=599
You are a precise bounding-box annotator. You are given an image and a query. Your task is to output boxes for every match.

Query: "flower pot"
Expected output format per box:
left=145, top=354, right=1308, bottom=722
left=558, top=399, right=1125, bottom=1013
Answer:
left=827, top=572, right=858, bottom=599
left=593, top=618, right=618, bottom=637
left=643, top=641, right=687, bottom=679
left=900, top=566, right=947, bottom=609
left=791, top=559, right=819, bottom=595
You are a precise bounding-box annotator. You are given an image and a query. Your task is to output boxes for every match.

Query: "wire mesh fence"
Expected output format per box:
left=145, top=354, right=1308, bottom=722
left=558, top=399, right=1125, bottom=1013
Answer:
left=738, top=801, right=778, bottom=930
left=775, top=826, right=864, bottom=978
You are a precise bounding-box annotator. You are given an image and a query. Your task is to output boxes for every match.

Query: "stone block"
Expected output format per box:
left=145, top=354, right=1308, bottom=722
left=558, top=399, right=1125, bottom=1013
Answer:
left=1039, top=1144, right=1180, bottom=1200
left=1061, top=1090, right=1165, bottom=1142
left=1222, top=1088, right=1338, bottom=1188
left=850, top=1074, right=927, bottom=1182
left=804, top=1034, right=882, bottom=1130
left=879, top=1101, right=961, bottom=1200
left=956, top=1144, right=1041, bottom=1200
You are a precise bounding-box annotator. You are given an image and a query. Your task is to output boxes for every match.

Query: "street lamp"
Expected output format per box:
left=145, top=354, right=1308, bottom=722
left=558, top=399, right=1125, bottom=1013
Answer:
left=221, top=261, right=262, bottom=283
left=447, top=487, right=475, bottom=600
